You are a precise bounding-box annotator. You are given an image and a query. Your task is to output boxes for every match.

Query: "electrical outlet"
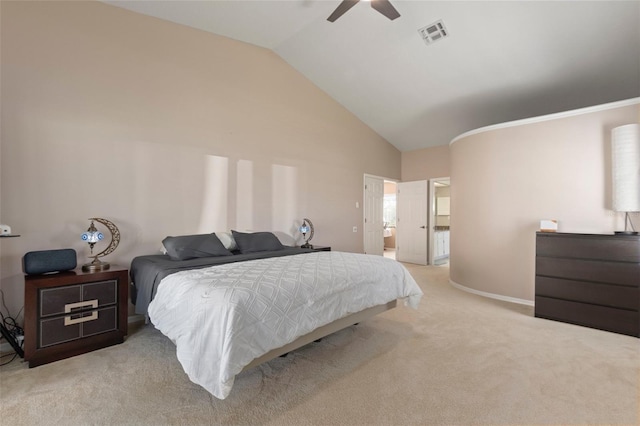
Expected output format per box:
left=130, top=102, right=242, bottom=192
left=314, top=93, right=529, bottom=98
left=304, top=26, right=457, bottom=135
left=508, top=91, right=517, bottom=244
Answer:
left=353, top=226, right=357, bottom=233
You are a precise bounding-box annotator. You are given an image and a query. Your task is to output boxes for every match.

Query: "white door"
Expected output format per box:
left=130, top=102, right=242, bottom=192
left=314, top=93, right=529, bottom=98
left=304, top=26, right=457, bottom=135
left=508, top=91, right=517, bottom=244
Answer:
left=364, top=175, right=384, bottom=256
left=397, top=180, right=427, bottom=265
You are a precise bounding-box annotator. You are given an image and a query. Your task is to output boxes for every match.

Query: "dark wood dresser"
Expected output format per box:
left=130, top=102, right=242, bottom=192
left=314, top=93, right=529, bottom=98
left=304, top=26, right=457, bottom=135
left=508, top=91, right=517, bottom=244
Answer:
left=535, top=232, right=639, bottom=337
left=24, top=266, right=129, bottom=367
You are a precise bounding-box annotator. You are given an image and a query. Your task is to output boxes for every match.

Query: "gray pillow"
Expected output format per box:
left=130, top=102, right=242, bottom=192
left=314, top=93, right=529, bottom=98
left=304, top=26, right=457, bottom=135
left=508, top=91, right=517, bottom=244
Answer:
left=231, top=230, right=284, bottom=254
left=162, top=233, right=232, bottom=261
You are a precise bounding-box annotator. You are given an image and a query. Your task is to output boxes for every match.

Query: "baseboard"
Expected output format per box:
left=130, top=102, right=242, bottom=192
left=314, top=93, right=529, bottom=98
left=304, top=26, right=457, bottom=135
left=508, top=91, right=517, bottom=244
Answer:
left=449, top=279, right=534, bottom=306
left=1, top=315, right=147, bottom=355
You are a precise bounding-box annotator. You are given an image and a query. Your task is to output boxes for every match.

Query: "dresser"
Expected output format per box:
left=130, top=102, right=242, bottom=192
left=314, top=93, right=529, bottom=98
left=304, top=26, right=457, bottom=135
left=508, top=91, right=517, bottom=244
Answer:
left=24, top=266, right=129, bottom=367
left=535, top=232, right=639, bottom=337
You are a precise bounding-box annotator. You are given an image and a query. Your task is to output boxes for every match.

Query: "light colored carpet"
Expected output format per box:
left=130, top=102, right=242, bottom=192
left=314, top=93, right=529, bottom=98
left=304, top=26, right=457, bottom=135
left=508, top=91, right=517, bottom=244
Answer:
left=1, top=264, right=638, bottom=425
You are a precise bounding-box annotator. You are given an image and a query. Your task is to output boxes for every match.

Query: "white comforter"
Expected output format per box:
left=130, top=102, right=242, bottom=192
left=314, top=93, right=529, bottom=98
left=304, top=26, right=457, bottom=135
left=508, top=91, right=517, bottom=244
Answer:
left=148, top=251, right=423, bottom=399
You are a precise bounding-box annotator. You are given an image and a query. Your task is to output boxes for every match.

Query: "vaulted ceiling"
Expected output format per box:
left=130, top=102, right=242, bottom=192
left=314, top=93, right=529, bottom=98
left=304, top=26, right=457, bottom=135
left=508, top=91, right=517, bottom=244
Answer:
left=105, top=1, right=640, bottom=151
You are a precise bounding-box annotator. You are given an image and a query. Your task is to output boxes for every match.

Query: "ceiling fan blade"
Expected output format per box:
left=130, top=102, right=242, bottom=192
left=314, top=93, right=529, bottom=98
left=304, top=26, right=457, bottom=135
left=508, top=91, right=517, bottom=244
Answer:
left=327, top=0, right=360, bottom=22
left=371, top=0, right=401, bottom=21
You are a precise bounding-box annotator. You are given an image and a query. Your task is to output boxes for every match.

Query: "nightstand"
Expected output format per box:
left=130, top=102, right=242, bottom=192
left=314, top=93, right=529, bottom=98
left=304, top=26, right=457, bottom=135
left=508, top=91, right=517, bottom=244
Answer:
left=24, top=266, right=129, bottom=367
left=306, top=246, right=331, bottom=252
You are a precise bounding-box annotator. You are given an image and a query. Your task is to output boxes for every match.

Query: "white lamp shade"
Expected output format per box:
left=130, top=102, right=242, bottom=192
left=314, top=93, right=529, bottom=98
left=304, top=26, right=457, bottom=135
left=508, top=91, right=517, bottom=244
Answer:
left=612, top=124, right=640, bottom=212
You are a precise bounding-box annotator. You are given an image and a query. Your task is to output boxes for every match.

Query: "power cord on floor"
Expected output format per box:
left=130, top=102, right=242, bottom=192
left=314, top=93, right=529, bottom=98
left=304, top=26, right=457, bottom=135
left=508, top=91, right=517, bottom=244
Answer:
left=0, top=351, right=19, bottom=366
left=0, top=289, right=25, bottom=364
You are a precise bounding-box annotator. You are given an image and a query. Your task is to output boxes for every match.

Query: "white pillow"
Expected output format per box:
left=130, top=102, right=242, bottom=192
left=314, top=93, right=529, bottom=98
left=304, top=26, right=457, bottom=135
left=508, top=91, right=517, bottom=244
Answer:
left=216, top=231, right=237, bottom=251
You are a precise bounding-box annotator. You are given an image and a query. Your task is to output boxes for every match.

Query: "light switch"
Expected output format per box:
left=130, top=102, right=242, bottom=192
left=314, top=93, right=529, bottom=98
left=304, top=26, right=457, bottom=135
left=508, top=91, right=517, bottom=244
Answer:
left=355, top=201, right=359, bottom=209
left=353, top=226, right=357, bottom=233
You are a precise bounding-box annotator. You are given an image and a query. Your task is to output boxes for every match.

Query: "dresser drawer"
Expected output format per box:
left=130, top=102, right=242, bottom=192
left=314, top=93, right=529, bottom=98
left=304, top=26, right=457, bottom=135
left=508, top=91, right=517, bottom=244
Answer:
left=40, top=279, right=117, bottom=317
left=536, top=234, right=640, bottom=262
left=536, top=257, right=640, bottom=287
left=535, top=277, right=639, bottom=310
left=535, top=296, right=639, bottom=337
left=39, top=306, right=118, bottom=348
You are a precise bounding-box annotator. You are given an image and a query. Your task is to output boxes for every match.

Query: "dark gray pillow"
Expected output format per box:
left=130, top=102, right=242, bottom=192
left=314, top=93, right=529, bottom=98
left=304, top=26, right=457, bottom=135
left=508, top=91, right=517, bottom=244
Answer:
left=162, top=233, right=232, bottom=261
left=231, top=230, right=284, bottom=254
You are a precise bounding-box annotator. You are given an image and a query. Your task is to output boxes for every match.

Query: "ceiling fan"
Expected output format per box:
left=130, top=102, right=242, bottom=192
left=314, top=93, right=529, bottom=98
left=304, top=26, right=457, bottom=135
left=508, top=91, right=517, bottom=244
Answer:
left=327, top=0, right=401, bottom=23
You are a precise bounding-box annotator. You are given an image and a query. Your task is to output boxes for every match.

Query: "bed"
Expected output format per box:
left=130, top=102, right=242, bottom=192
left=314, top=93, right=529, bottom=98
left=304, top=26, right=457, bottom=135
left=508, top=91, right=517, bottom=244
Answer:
left=130, top=231, right=423, bottom=399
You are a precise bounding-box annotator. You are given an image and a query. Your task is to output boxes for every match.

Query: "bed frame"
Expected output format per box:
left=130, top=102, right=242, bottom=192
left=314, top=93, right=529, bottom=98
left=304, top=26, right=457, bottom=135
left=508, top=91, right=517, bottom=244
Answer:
left=241, top=299, right=397, bottom=372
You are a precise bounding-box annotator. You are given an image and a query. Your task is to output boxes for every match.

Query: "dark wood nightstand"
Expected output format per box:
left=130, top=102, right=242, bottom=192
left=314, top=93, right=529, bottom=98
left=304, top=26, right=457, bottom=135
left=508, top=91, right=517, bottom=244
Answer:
left=305, top=246, right=331, bottom=252
left=24, top=266, right=129, bottom=367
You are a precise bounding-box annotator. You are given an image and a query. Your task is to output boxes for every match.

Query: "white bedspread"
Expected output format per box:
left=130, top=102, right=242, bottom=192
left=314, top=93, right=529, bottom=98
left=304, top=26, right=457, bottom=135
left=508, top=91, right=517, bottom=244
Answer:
left=148, top=251, right=423, bottom=399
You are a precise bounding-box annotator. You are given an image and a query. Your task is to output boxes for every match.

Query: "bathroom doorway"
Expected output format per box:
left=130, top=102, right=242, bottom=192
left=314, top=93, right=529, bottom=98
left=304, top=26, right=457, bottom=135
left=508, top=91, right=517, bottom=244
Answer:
left=428, top=177, right=450, bottom=265
left=363, top=175, right=398, bottom=258
left=383, top=180, right=397, bottom=260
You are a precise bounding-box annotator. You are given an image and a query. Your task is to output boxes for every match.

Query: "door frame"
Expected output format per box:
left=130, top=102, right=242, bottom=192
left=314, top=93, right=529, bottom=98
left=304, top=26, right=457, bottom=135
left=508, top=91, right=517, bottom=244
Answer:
left=363, top=174, right=398, bottom=254
left=428, top=177, right=450, bottom=265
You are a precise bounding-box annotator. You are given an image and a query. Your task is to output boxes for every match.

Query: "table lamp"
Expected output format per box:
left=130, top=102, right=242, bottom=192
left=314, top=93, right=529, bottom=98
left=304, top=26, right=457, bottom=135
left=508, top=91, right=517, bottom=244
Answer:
left=612, top=124, right=640, bottom=235
left=299, top=218, right=315, bottom=249
left=81, top=218, right=120, bottom=271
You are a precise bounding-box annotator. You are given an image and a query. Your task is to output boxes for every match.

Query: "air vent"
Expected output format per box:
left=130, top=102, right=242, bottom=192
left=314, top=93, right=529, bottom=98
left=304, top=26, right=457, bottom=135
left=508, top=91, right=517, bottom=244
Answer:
left=418, top=20, right=449, bottom=45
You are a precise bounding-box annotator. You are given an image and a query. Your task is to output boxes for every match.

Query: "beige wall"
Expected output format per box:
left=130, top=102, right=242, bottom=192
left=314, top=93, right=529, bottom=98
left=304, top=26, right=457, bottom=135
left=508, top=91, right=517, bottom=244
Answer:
left=401, top=145, right=450, bottom=182
left=0, top=2, right=400, bottom=317
left=450, top=99, right=640, bottom=303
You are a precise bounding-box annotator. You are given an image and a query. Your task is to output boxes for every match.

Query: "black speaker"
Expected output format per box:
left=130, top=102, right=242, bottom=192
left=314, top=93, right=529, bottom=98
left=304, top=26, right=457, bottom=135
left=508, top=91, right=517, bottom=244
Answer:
left=23, top=249, right=77, bottom=275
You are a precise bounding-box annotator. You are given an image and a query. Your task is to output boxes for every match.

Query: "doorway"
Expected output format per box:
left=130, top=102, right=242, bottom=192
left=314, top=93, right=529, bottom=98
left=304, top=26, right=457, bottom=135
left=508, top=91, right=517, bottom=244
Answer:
left=383, top=181, right=397, bottom=260
left=363, top=175, right=397, bottom=257
left=396, top=180, right=428, bottom=265
left=428, top=177, right=450, bottom=265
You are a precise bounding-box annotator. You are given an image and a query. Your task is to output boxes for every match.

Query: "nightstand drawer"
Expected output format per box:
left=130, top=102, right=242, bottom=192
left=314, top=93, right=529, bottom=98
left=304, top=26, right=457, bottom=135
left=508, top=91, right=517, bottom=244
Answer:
left=40, top=279, right=117, bottom=317
left=39, top=306, right=118, bottom=347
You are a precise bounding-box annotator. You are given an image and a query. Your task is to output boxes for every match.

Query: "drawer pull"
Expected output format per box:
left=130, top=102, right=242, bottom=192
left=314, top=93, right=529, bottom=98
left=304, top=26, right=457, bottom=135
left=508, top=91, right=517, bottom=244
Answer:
left=64, top=300, right=98, bottom=326
left=64, top=311, right=98, bottom=326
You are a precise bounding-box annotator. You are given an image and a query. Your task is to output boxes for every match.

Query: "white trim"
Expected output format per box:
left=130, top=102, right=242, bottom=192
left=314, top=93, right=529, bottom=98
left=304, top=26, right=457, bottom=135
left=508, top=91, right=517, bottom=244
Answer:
left=450, top=97, right=640, bottom=145
left=363, top=173, right=392, bottom=181
left=449, top=279, right=534, bottom=307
